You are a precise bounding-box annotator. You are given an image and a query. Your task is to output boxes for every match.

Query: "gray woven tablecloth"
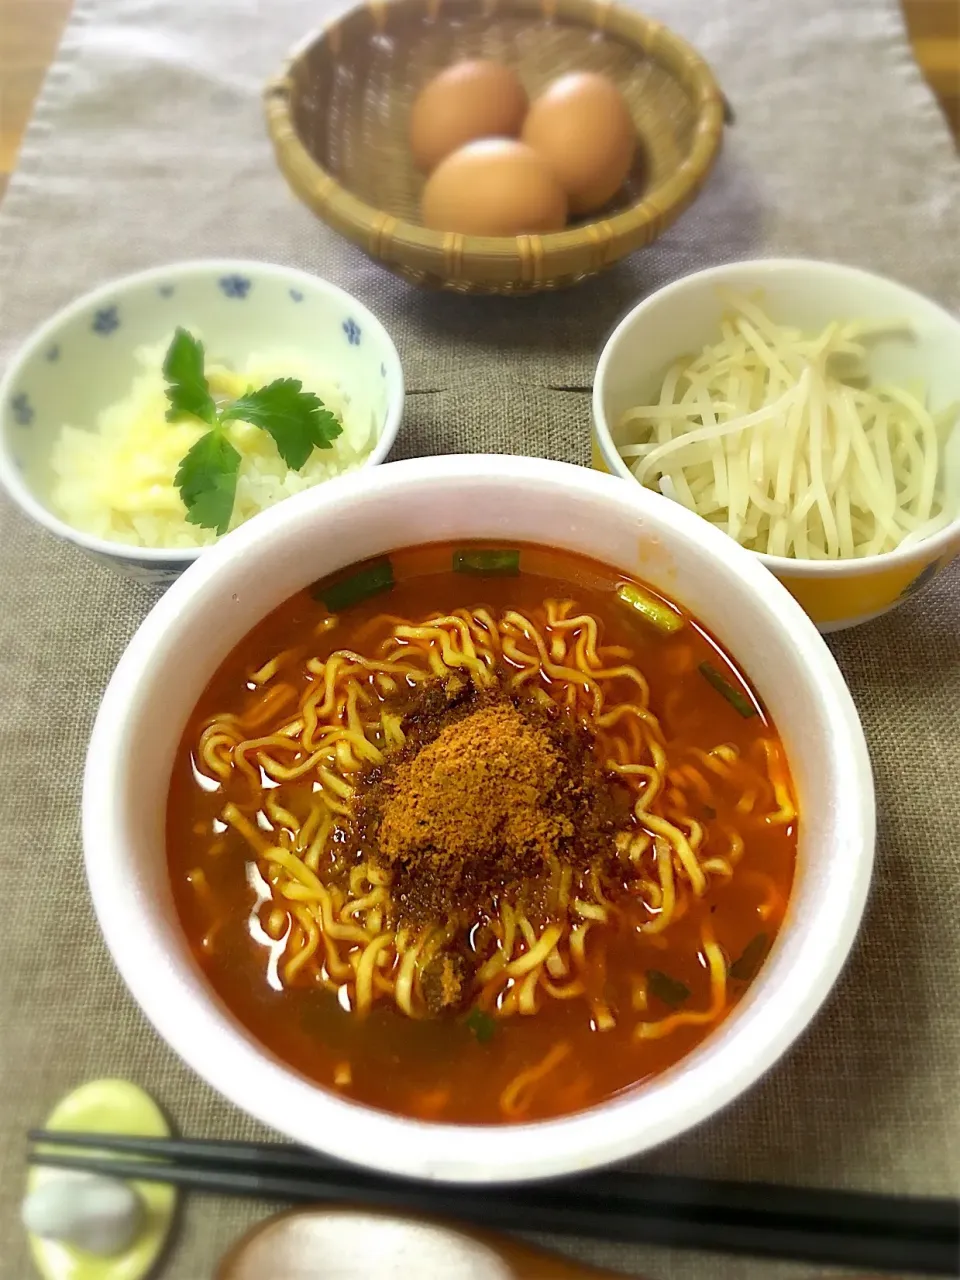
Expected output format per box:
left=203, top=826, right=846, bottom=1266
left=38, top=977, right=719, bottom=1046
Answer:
left=1, top=1, right=959, bottom=1276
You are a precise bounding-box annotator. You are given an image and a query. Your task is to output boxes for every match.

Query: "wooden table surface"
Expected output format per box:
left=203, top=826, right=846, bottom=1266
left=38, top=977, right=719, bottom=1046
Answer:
left=0, top=0, right=958, bottom=196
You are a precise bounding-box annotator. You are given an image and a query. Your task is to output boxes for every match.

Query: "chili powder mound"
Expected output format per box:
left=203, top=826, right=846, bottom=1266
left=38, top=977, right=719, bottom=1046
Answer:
left=352, top=681, right=627, bottom=927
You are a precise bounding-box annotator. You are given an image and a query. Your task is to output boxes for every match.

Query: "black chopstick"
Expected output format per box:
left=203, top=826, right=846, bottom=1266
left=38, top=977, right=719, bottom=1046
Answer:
left=28, top=1130, right=958, bottom=1237
left=28, top=1134, right=960, bottom=1276
left=27, top=1130, right=352, bottom=1175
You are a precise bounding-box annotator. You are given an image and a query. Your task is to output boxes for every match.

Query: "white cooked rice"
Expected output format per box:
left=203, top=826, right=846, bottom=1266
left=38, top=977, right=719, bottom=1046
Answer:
left=50, top=336, right=377, bottom=548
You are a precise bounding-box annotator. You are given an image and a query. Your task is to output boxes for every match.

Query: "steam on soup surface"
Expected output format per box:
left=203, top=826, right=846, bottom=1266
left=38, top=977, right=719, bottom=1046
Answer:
left=167, top=542, right=797, bottom=1124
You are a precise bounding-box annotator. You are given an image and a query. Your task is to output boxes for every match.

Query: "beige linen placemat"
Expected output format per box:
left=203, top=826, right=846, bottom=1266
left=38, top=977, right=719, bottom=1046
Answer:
left=1, top=0, right=958, bottom=1276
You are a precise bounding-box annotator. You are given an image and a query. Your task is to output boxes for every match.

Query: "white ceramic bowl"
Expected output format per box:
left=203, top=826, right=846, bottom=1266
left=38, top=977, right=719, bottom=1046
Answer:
left=592, top=259, right=960, bottom=632
left=0, top=260, right=404, bottom=586
left=83, top=454, right=874, bottom=1182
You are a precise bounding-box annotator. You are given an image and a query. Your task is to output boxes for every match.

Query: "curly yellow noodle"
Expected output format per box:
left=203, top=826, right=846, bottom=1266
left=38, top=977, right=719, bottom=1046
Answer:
left=762, top=739, right=798, bottom=824
left=394, top=619, right=495, bottom=686
left=542, top=977, right=586, bottom=1000
left=316, top=767, right=354, bottom=801
left=381, top=712, right=404, bottom=750
left=691, top=747, right=741, bottom=783
left=284, top=905, right=320, bottom=983
left=596, top=701, right=661, bottom=740
left=638, top=875, right=661, bottom=907
left=588, top=867, right=614, bottom=909
left=265, top=907, right=288, bottom=940
left=665, top=789, right=689, bottom=815
left=239, top=683, right=298, bottom=731
left=496, top=982, right=520, bottom=1018
left=517, top=968, right=541, bottom=1015
left=503, top=633, right=606, bottom=717
left=547, top=607, right=602, bottom=664
left=321, top=932, right=353, bottom=983
left=348, top=865, right=372, bottom=898
left=498, top=902, right=518, bottom=962
left=228, top=733, right=302, bottom=783
left=573, top=899, right=607, bottom=921
left=221, top=802, right=269, bottom=855
left=294, top=803, right=322, bottom=853
left=608, top=761, right=661, bottom=812
left=683, top=817, right=705, bottom=854
left=721, top=825, right=745, bottom=865
left=569, top=921, right=592, bottom=970
left=341, top=888, right=388, bottom=919
left=736, top=789, right=758, bottom=815
left=591, top=1001, right=616, bottom=1031
left=742, top=870, right=785, bottom=921
left=197, top=728, right=240, bottom=780
left=394, top=936, right=426, bottom=1017
left=504, top=924, right=564, bottom=978
left=500, top=1043, right=571, bottom=1119
left=476, top=951, right=506, bottom=984
left=557, top=865, right=573, bottom=909
left=668, top=763, right=713, bottom=803
left=355, top=935, right=395, bottom=1014
left=635, top=927, right=727, bottom=1041
left=641, top=813, right=706, bottom=895
left=643, top=836, right=677, bottom=934
left=263, top=849, right=370, bottom=944
left=264, top=792, right=299, bottom=836
left=455, top=606, right=501, bottom=651
left=249, top=652, right=289, bottom=686
left=304, top=815, right=333, bottom=872
left=699, top=858, right=734, bottom=879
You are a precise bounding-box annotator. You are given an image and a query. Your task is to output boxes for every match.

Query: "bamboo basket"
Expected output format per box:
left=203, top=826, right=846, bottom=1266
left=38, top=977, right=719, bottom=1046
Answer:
left=265, top=0, right=725, bottom=294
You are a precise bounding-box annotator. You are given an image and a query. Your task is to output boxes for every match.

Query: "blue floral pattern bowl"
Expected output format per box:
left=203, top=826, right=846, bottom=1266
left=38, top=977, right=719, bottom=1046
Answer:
left=0, top=260, right=405, bottom=585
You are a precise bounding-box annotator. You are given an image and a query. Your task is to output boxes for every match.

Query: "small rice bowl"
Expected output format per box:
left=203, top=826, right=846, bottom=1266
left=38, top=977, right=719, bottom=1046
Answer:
left=50, top=337, right=377, bottom=549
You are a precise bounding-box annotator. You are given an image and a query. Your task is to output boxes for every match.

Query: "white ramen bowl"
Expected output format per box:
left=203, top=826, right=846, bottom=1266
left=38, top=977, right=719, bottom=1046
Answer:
left=0, top=260, right=404, bottom=586
left=83, top=454, right=875, bottom=1182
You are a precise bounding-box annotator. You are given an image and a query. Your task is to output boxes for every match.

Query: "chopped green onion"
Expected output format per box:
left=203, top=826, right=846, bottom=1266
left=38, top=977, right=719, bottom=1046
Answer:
left=729, top=932, right=770, bottom=982
left=698, top=661, right=757, bottom=718
left=453, top=548, right=520, bottom=576
left=465, top=1007, right=497, bottom=1043
left=646, top=969, right=690, bottom=1008
left=313, top=558, right=394, bottom=612
left=616, top=582, right=684, bottom=634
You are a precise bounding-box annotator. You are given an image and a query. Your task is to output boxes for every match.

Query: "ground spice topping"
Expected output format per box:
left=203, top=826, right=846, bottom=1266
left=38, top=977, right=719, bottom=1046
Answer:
left=353, top=680, right=626, bottom=927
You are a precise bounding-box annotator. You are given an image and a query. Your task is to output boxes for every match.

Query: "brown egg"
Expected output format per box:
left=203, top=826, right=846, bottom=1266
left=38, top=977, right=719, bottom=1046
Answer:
left=408, top=60, right=529, bottom=173
left=420, top=139, right=568, bottom=236
left=522, top=72, right=636, bottom=215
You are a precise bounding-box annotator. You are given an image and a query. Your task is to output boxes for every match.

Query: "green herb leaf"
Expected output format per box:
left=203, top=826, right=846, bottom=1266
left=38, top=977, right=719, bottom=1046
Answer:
left=163, top=327, right=217, bottom=425
left=647, top=969, right=691, bottom=1008
left=453, top=548, right=521, bottom=577
left=616, top=582, right=684, bottom=634
left=465, top=1007, right=497, bottom=1044
left=223, top=378, right=342, bottom=470
left=174, top=429, right=241, bottom=534
left=698, top=661, right=758, bottom=718
left=166, top=330, right=344, bottom=538
left=729, top=932, right=770, bottom=982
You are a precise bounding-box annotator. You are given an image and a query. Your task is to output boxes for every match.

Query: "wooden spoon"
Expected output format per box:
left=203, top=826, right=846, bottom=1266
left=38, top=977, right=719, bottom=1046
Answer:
left=216, top=1206, right=626, bottom=1279
left=216, top=1205, right=889, bottom=1279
